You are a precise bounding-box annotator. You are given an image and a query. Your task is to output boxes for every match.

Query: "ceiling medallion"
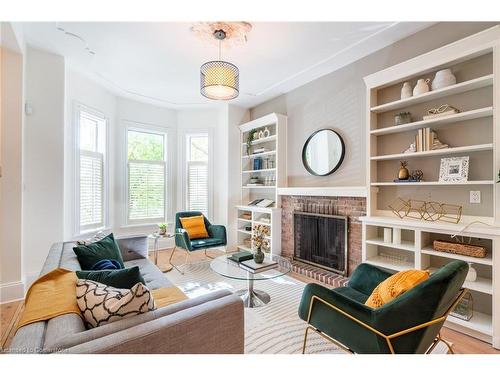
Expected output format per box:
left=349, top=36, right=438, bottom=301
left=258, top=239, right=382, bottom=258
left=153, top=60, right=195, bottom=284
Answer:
left=191, top=22, right=252, bottom=48
left=197, top=23, right=251, bottom=101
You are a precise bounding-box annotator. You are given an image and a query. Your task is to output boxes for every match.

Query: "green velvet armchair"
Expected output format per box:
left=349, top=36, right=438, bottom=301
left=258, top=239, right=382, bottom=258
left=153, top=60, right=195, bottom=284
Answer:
left=299, top=261, right=468, bottom=354
left=169, top=211, right=227, bottom=274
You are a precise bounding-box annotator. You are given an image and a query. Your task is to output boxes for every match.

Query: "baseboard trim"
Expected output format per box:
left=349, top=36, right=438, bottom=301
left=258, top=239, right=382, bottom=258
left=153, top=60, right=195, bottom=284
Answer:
left=0, top=281, right=25, bottom=303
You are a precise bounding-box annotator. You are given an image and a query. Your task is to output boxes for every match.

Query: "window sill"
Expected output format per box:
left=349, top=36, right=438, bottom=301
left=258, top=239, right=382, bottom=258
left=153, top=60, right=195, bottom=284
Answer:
left=120, top=222, right=173, bottom=229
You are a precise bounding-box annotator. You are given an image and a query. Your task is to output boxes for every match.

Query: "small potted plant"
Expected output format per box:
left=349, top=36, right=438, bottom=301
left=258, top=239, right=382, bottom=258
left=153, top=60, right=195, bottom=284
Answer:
left=395, top=112, right=411, bottom=125
left=252, top=224, right=270, bottom=263
left=246, top=129, right=257, bottom=155
left=158, top=223, right=167, bottom=235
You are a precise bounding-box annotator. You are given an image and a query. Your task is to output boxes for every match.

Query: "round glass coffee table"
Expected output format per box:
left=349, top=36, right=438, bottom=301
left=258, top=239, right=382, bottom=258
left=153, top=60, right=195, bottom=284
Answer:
left=210, top=254, right=292, bottom=308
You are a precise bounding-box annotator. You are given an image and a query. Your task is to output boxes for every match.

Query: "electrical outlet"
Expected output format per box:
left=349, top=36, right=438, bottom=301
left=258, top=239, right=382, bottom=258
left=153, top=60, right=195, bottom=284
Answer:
left=470, top=191, right=481, bottom=204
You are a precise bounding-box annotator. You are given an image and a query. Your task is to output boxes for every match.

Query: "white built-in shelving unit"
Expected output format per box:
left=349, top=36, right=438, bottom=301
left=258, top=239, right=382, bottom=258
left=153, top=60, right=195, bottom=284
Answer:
left=237, top=113, right=287, bottom=256
left=362, top=26, right=500, bottom=348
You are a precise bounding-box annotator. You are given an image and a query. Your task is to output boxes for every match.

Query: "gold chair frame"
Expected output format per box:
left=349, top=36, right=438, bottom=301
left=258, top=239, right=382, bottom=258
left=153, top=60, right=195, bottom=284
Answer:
left=302, top=288, right=468, bottom=354
left=167, top=232, right=221, bottom=275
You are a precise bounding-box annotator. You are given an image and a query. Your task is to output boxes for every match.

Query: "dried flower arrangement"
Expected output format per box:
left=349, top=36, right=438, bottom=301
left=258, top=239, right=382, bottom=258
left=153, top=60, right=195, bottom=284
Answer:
left=252, top=224, right=270, bottom=252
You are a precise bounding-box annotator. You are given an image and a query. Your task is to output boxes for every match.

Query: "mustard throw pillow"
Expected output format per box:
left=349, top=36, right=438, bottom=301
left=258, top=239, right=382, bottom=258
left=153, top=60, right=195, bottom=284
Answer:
left=365, top=269, right=429, bottom=308
left=179, top=215, right=209, bottom=239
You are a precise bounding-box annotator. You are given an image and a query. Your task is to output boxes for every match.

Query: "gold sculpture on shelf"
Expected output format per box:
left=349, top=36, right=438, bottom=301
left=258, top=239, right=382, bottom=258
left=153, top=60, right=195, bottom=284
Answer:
left=407, top=199, right=427, bottom=220
left=439, top=204, right=463, bottom=224
left=389, top=197, right=462, bottom=224
left=389, top=198, right=410, bottom=219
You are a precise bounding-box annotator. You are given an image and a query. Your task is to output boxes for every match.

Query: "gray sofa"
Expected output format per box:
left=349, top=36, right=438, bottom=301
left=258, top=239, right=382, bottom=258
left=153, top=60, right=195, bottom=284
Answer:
left=9, top=235, right=244, bottom=354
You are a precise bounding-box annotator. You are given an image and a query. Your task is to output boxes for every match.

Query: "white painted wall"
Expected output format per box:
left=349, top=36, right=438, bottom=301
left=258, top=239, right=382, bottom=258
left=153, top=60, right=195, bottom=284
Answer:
left=23, top=47, right=65, bottom=286
left=0, top=43, right=24, bottom=302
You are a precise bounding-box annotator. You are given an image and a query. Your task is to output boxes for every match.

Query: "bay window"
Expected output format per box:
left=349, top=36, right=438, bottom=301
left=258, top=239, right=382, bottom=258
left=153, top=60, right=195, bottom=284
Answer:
left=186, top=133, right=209, bottom=216
left=127, top=129, right=167, bottom=224
left=77, top=107, right=106, bottom=233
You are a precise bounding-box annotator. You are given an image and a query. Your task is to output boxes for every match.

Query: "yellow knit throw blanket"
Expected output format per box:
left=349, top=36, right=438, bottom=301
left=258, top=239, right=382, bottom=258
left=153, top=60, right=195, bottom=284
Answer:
left=17, top=268, right=188, bottom=331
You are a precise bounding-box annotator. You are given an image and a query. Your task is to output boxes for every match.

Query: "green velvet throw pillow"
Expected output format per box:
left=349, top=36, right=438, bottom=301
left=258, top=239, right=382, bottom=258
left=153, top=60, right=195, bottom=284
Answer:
left=76, top=266, right=145, bottom=289
left=73, top=233, right=125, bottom=270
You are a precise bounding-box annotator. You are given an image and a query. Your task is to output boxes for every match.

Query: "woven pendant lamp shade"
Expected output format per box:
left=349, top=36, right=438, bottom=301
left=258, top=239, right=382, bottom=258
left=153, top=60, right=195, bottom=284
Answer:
left=200, top=60, right=239, bottom=100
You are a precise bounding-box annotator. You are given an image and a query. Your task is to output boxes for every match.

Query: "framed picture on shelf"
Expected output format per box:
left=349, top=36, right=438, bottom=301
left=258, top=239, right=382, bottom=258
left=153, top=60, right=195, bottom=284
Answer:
left=439, top=156, right=469, bottom=183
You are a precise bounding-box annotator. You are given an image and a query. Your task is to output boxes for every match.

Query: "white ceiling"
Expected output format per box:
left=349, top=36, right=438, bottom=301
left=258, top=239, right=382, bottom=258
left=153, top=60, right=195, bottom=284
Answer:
left=20, top=22, right=433, bottom=109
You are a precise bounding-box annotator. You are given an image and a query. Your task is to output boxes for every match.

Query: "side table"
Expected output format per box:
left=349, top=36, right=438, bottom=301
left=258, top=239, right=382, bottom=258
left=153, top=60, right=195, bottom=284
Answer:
left=148, top=233, right=175, bottom=272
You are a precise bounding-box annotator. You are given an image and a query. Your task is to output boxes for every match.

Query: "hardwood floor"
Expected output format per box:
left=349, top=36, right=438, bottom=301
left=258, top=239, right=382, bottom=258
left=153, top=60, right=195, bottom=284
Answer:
left=1, top=248, right=498, bottom=354
left=1, top=300, right=23, bottom=350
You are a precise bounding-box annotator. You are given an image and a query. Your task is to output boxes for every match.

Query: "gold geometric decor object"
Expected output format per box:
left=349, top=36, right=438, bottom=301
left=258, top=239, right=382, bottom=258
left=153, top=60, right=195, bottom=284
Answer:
left=388, top=197, right=410, bottom=219
left=439, top=204, right=463, bottom=224
left=407, top=199, right=426, bottom=220
left=389, top=197, right=462, bottom=224
left=421, top=201, right=443, bottom=222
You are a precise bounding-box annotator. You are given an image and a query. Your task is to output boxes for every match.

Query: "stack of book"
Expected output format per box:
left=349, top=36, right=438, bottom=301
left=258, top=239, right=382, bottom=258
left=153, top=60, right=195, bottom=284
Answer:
left=416, top=127, right=437, bottom=152
left=228, top=251, right=254, bottom=263
left=240, top=258, right=278, bottom=273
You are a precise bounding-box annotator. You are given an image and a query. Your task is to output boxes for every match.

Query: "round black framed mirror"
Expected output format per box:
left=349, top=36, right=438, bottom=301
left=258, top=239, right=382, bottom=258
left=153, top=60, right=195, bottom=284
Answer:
left=302, top=129, right=345, bottom=176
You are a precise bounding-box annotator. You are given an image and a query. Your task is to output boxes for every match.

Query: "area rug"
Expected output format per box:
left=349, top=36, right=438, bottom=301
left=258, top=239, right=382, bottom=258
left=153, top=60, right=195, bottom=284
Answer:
left=166, top=260, right=449, bottom=354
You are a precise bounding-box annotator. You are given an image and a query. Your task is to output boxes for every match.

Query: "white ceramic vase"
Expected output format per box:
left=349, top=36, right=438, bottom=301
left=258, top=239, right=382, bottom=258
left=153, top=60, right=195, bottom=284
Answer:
left=431, top=69, right=456, bottom=90
left=263, top=127, right=270, bottom=138
left=413, top=78, right=431, bottom=96
left=466, top=262, right=477, bottom=282
left=401, top=82, right=413, bottom=99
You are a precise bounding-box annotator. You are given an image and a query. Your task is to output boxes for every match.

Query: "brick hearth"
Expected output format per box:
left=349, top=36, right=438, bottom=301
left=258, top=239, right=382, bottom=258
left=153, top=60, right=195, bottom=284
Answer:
left=281, top=195, right=366, bottom=285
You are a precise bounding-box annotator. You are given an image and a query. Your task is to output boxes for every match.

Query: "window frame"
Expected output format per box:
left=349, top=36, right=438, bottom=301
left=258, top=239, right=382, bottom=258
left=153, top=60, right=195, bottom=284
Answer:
left=73, top=103, right=109, bottom=236
left=125, top=124, right=168, bottom=226
left=181, top=129, right=213, bottom=220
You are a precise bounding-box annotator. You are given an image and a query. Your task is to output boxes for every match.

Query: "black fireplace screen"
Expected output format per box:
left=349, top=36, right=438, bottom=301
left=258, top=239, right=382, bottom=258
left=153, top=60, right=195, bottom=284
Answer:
left=293, top=212, right=347, bottom=275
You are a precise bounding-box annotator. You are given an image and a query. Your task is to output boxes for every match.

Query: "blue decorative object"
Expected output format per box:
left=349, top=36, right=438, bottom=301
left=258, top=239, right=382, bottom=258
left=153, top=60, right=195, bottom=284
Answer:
left=90, top=259, right=123, bottom=270
left=253, top=158, right=262, bottom=170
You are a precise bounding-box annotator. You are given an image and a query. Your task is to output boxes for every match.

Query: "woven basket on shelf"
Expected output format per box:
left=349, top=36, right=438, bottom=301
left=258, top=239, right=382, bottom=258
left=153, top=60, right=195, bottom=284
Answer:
left=432, top=240, right=487, bottom=258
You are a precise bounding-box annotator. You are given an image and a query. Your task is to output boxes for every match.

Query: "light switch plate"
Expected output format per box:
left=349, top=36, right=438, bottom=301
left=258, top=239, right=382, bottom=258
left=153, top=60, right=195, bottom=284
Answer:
left=470, top=191, right=481, bottom=204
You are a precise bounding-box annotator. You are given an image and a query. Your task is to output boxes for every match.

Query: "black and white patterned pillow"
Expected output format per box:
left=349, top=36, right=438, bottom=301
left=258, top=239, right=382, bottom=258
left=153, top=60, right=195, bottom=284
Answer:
left=76, top=279, right=155, bottom=328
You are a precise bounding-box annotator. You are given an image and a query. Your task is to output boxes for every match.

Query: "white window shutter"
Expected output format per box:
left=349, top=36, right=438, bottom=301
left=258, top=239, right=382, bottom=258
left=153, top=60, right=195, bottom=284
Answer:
left=80, top=150, right=103, bottom=228
left=128, top=160, right=165, bottom=221
left=187, top=161, right=208, bottom=215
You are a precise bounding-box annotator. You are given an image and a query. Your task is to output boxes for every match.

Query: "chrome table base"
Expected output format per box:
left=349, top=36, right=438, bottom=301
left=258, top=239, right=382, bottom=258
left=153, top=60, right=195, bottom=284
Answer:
left=236, top=273, right=271, bottom=308
left=236, top=289, right=271, bottom=308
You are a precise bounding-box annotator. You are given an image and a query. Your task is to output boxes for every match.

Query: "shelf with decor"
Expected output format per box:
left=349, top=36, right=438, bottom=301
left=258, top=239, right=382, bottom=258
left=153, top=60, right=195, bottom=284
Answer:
left=365, top=238, right=415, bottom=252
left=370, top=74, right=493, bottom=113
left=242, top=185, right=276, bottom=189
left=370, top=106, right=493, bottom=136
left=242, top=168, right=276, bottom=174
left=364, top=255, right=415, bottom=272
left=236, top=113, right=287, bottom=256
left=371, top=180, right=495, bottom=186
left=370, top=143, right=493, bottom=161
left=421, top=247, right=493, bottom=265
left=242, top=134, right=277, bottom=146
left=242, top=150, right=276, bottom=159
left=362, top=26, right=500, bottom=347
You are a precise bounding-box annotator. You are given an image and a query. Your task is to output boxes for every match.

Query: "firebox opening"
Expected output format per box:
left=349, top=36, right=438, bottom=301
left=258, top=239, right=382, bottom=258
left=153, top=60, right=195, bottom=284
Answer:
left=293, top=211, right=348, bottom=275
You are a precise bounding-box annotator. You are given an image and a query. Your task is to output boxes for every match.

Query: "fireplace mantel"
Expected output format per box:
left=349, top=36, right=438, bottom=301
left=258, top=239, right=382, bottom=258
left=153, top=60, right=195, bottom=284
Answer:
left=277, top=186, right=368, bottom=197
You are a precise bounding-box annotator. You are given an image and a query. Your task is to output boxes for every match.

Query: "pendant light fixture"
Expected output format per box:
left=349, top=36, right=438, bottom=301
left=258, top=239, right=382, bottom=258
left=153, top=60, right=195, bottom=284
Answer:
left=200, top=29, right=239, bottom=100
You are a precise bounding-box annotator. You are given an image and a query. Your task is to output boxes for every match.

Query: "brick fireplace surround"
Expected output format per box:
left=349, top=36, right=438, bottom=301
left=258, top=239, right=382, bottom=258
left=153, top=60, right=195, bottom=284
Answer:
left=281, top=195, right=366, bottom=287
